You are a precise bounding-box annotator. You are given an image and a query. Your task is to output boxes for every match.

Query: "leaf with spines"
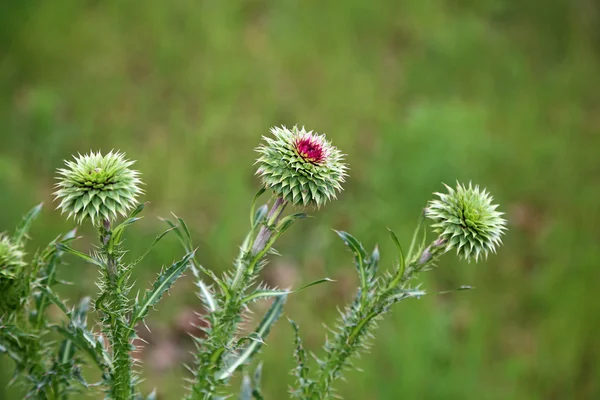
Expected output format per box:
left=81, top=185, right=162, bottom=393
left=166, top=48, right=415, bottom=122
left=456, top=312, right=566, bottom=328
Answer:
left=334, top=230, right=376, bottom=293
left=217, top=295, right=287, bottom=381
left=130, top=250, right=196, bottom=329
left=56, top=243, right=103, bottom=268
left=289, top=319, right=312, bottom=398
left=241, top=278, right=334, bottom=305
left=162, top=217, right=221, bottom=311
left=13, top=203, right=43, bottom=245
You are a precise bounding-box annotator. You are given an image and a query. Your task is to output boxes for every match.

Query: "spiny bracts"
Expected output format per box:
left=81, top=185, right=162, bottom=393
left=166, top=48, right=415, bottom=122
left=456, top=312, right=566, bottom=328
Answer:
left=54, top=151, right=143, bottom=225
left=426, top=182, right=506, bottom=262
left=256, top=126, right=347, bottom=207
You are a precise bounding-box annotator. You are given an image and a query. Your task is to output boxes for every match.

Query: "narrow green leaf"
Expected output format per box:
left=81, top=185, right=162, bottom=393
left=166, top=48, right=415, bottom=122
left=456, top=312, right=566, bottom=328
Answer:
left=111, top=203, right=147, bottom=245
left=54, top=325, right=108, bottom=370
left=130, top=227, right=175, bottom=268
left=406, top=213, right=425, bottom=262
left=217, top=295, right=287, bottom=380
left=36, top=286, right=68, bottom=315
left=161, top=217, right=224, bottom=309
left=250, top=187, right=267, bottom=226
left=13, top=203, right=43, bottom=245
left=59, top=297, right=91, bottom=365
left=334, top=230, right=368, bottom=292
left=240, top=375, right=253, bottom=400
left=176, top=215, right=193, bottom=250
left=387, top=228, right=406, bottom=278
left=439, top=285, right=474, bottom=295
left=241, top=278, right=334, bottom=305
left=129, top=250, right=196, bottom=328
left=56, top=244, right=103, bottom=268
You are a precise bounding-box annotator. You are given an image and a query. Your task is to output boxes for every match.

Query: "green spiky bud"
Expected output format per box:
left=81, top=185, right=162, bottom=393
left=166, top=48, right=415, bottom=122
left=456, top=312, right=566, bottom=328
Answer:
left=54, top=151, right=143, bottom=225
left=256, top=126, right=347, bottom=207
left=426, top=182, right=507, bottom=262
left=0, top=234, right=25, bottom=278
left=0, top=234, right=27, bottom=314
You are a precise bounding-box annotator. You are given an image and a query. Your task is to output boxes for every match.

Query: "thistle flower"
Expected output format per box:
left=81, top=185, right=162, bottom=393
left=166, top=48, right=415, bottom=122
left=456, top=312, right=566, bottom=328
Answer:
left=0, top=234, right=25, bottom=278
left=256, top=126, right=347, bottom=207
left=426, top=182, right=506, bottom=262
left=54, top=151, right=143, bottom=225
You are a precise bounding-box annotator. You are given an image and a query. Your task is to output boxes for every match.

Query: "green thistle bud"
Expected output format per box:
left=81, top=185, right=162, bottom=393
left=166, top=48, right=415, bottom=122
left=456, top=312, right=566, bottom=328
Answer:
left=54, top=151, right=143, bottom=225
left=256, top=126, right=347, bottom=207
left=0, top=234, right=25, bottom=278
left=426, top=182, right=507, bottom=262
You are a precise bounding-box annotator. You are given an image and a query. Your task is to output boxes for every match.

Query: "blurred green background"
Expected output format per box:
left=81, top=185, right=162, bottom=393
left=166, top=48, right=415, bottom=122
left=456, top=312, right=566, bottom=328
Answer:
left=1, top=0, right=599, bottom=399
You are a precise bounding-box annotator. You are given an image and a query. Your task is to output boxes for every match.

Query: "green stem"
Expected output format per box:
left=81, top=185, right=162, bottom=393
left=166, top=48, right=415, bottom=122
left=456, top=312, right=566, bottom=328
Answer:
left=187, top=198, right=287, bottom=399
left=99, top=220, right=133, bottom=400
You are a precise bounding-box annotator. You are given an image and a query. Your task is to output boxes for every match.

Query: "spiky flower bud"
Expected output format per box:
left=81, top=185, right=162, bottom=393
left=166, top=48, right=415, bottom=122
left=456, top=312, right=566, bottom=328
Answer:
left=0, top=235, right=25, bottom=278
left=426, top=182, right=507, bottom=262
left=54, top=151, right=143, bottom=225
left=256, top=126, right=347, bottom=207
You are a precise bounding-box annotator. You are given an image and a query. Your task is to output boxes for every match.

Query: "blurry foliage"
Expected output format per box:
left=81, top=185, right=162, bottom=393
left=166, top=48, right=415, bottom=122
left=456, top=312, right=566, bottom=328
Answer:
left=1, top=0, right=599, bottom=399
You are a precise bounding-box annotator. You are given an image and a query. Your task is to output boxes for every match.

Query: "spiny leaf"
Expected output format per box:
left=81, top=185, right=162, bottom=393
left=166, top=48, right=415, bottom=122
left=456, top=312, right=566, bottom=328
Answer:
left=241, top=278, right=334, bottom=305
left=217, top=295, right=287, bottom=380
left=13, top=203, right=43, bottom=245
left=162, top=217, right=224, bottom=308
left=129, top=250, right=196, bottom=329
left=289, top=319, right=310, bottom=392
left=36, top=285, right=68, bottom=315
left=54, top=325, right=108, bottom=370
left=59, top=297, right=91, bottom=365
left=56, top=243, right=103, bottom=268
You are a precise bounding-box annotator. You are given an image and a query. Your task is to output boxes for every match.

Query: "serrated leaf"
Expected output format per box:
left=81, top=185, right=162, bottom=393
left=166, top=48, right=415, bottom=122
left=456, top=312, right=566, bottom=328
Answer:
left=13, top=203, right=43, bottom=245
left=129, top=250, right=196, bottom=328
left=217, top=295, right=287, bottom=381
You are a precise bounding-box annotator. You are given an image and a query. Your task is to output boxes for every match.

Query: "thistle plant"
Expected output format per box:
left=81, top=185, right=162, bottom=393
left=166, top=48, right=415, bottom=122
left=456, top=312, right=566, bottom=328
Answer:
left=288, top=182, right=506, bottom=399
left=1, top=125, right=507, bottom=400
left=0, top=204, right=91, bottom=399
left=183, top=126, right=347, bottom=399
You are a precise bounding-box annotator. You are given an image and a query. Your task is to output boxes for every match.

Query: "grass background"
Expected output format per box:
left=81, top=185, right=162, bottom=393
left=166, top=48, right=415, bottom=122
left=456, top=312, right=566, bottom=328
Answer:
left=1, top=0, right=599, bottom=398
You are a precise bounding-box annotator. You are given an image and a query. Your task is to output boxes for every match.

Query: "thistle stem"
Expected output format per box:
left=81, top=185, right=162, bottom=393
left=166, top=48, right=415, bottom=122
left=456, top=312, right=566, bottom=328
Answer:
left=188, top=197, right=287, bottom=399
left=99, top=220, right=133, bottom=400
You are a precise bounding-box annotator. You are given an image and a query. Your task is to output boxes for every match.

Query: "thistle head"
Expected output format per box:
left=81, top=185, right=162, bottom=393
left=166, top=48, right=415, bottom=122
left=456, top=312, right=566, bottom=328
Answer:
left=426, top=182, right=506, bottom=262
left=256, top=126, right=347, bottom=207
left=54, top=151, right=143, bottom=225
left=0, top=234, right=25, bottom=278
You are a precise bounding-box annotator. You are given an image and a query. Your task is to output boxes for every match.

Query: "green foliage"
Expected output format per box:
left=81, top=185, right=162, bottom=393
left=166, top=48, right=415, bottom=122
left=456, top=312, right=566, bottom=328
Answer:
left=0, top=205, right=87, bottom=399
left=2, top=1, right=599, bottom=397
